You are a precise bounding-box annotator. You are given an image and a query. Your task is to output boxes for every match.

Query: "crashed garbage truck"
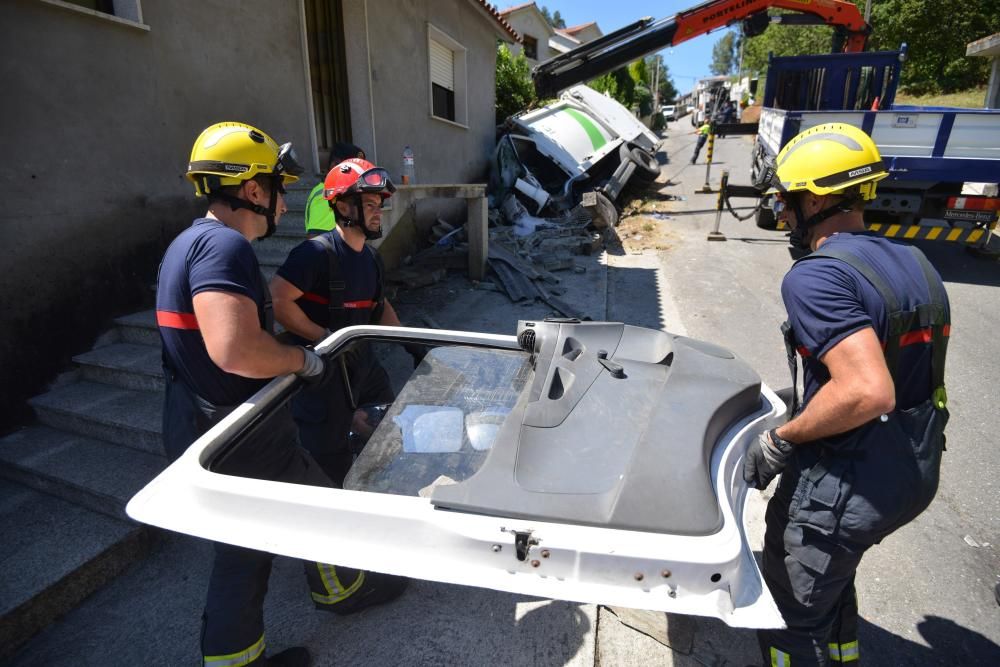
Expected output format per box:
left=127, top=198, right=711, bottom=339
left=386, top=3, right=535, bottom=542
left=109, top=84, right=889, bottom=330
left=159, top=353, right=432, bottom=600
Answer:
left=493, top=83, right=663, bottom=224
left=128, top=319, right=786, bottom=628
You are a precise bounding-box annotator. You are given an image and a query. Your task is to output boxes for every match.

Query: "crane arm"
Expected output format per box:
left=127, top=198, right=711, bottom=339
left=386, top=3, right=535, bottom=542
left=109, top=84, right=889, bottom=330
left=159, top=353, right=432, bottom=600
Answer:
left=532, top=0, right=870, bottom=98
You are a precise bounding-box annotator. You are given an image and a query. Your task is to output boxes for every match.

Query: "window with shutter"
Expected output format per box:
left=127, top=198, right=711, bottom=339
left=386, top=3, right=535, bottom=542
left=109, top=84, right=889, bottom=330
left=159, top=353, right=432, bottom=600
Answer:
left=427, top=24, right=468, bottom=127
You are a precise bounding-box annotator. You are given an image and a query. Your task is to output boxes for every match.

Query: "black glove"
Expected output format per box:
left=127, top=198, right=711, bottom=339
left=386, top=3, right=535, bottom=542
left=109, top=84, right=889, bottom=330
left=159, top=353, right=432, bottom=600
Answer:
left=743, top=428, right=796, bottom=490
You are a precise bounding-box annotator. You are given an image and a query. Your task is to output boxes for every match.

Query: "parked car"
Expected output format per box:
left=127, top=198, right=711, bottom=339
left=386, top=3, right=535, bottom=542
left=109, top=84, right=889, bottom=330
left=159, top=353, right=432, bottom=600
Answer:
left=660, top=104, right=677, bottom=121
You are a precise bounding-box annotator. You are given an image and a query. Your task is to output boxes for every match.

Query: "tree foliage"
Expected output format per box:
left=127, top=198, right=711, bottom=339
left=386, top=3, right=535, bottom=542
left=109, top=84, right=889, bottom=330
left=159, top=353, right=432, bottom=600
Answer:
left=866, top=0, right=1000, bottom=94
left=495, top=43, right=536, bottom=124
left=710, top=32, right=737, bottom=76
left=538, top=5, right=566, bottom=29
left=588, top=54, right=679, bottom=115
left=740, top=0, right=1000, bottom=94
left=589, top=68, right=636, bottom=109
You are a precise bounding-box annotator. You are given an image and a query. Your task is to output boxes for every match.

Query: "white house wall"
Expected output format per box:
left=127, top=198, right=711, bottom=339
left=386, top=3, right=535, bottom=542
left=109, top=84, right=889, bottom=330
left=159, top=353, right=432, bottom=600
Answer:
left=0, top=0, right=313, bottom=426
left=342, top=0, right=502, bottom=187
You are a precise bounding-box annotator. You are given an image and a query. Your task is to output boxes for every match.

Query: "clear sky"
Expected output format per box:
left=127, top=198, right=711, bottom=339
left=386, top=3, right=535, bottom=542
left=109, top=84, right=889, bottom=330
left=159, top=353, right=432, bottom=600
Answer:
left=508, top=0, right=738, bottom=94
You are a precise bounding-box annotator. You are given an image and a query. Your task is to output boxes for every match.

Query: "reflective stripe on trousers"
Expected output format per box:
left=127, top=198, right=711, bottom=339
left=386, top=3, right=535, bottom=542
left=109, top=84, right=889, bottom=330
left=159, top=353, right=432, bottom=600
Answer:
left=204, top=633, right=265, bottom=667
left=829, top=641, right=859, bottom=662
left=771, top=647, right=791, bottom=666
left=312, top=563, right=366, bottom=605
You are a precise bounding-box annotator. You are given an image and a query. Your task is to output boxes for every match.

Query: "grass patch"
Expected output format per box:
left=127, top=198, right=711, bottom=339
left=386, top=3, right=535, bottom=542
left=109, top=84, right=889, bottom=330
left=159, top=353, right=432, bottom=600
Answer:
left=895, top=87, right=988, bottom=109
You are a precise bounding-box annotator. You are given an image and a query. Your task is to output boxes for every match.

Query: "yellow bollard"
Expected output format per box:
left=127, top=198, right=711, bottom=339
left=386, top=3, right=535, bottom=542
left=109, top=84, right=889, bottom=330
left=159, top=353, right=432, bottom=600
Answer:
left=700, top=132, right=715, bottom=193
left=707, top=170, right=728, bottom=241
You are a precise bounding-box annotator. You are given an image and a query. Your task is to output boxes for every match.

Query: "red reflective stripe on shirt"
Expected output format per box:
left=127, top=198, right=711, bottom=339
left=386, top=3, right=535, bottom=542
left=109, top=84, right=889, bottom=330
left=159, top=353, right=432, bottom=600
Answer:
left=300, top=292, right=330, bottom=304
left=797, top=325, right=952, bottom=357
left=157, top=310, right=200, bottom=330
left=897, top=324, right=950, bottom=348
left=344, top=300, right=375, bottom=309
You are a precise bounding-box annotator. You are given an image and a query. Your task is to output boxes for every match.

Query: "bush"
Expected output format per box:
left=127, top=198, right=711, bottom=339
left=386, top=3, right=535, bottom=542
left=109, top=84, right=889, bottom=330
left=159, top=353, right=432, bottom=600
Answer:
left=495, top=44, right=536, bottom=125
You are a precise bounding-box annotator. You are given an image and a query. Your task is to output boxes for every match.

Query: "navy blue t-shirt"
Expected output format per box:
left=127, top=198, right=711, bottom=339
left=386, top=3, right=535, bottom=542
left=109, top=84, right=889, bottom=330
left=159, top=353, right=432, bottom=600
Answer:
left=276, top=230, right=380, bottom=346
left=156, top=218, right=269, bottom=406
left=781, top=232, right=949, bottom=410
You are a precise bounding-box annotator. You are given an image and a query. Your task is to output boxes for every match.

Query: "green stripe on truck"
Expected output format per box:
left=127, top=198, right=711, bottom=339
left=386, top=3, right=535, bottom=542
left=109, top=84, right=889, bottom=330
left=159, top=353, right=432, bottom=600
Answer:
left=564, top=108, right=606, bottom=150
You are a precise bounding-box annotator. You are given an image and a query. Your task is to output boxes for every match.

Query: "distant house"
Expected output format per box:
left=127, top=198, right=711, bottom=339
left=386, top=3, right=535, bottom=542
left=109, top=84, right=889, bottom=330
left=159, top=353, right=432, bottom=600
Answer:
left=0, top=0, right=516, bottom=428
left=559, top=22, right=603, bottom=45
left=499, top=3, right=603, bottom=65
left=499, top=2, right=554, bottom=64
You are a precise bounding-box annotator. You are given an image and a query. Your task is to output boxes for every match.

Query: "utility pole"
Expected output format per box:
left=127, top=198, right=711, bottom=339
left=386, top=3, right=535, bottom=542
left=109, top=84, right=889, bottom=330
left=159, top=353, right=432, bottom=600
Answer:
left=652, top=56, right=661, bottom=113
left=864, top=0, right=872, bottom=22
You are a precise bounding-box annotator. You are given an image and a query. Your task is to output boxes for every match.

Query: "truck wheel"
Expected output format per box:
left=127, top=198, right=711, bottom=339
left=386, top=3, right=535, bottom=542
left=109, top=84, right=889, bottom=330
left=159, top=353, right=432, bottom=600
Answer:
left=755, top=205, right=777, bottom=230
left=626, top=146, right=660, bottom=184
left=590, top=191, right=619, bottom=229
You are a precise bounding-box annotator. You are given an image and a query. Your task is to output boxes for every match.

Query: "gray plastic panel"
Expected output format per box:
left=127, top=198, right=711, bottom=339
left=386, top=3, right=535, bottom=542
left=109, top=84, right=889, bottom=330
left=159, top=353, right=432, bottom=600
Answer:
left=431, top=321, right=763, bottom=536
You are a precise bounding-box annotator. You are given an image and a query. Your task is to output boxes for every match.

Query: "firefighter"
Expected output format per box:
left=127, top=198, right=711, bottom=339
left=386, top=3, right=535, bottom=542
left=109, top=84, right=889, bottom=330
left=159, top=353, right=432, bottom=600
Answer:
left=158, top=123, right=402, bottom=667
left=744, top=123, right=950, bottom=666
left=690, top=120, right=711, bottom=164
left=304, top=142, right=367, bottom=236
left=270, top=158, right=403, bottom=486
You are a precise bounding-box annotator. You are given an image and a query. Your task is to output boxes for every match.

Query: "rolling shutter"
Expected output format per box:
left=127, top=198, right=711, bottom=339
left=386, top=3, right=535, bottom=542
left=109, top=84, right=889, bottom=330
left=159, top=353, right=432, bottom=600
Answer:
left=429, top=39, right=454, bottom=92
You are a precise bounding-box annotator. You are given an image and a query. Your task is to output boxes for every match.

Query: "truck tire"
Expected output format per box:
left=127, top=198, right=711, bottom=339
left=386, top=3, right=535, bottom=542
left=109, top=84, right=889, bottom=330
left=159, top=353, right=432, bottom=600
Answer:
left=625, top=145, right=660, bottom=184
left=589, top=191, right=619, bottom=229
left=755, top=205, right=777, bottom=230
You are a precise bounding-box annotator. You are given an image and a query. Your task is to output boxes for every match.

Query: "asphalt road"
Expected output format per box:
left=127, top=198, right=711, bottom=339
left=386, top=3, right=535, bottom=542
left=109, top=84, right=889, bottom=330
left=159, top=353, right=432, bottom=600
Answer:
left=10, top=123, right=1000, bottom=666
left=644, top=123, right=1000, bottom=665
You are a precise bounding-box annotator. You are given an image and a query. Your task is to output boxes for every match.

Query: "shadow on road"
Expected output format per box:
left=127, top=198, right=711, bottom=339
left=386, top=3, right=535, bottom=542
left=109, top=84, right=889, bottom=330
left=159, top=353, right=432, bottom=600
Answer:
left=860, top=614, right=1000, bottom=665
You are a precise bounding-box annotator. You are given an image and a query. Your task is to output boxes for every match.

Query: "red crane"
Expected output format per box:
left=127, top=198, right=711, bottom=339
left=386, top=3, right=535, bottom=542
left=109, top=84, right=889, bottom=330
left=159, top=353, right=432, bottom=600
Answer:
left=533, top=0, right=870, bottom=97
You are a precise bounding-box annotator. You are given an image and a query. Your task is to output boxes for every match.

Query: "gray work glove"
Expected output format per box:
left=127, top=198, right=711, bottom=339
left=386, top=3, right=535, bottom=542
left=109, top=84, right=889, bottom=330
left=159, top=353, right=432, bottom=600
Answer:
left=296, top=347, right=328, bottom=384
left=743, top=428, right=795, bottom=490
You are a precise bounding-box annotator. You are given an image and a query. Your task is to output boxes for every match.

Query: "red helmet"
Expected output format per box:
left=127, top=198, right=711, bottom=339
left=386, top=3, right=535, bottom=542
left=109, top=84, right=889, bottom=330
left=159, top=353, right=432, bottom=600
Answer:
left=323, top=158, right=395, bottom=202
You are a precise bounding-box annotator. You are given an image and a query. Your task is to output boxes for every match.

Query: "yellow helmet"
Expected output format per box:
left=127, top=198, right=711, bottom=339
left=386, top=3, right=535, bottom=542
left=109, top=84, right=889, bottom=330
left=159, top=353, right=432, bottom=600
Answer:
left=186, top=122, right=302, bottom=197
left=772, top=123, right=888, bottom=201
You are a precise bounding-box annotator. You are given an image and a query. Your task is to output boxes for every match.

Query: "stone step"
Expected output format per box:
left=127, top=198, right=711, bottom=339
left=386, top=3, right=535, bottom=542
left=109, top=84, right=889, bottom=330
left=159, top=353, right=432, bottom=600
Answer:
left=0, top=478, right=151, bottom=661
left=0, top=426, right=166, bottom=520
left=283, top=183, right=319, bottom=211
left=74, top=343, right=164, bottom=392
left=114, top=310, right=158, bottom=347
left=29, top=382, right=161, bottom=455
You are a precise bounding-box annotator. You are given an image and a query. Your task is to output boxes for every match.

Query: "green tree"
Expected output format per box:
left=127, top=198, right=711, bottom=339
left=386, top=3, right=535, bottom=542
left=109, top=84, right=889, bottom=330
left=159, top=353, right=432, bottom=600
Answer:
left=866, top=0, right=1000, bottom=93
left=710, top=31, right=737, bottom=76
left=740, top=0, right=1000, bottom=94
left=538, top=5, right=567, bottom=29
left=646, top=55, right=679, bottom=104
left=495, top=43, right=536, bottom=124
left=589, top=67, right=636, bottom=109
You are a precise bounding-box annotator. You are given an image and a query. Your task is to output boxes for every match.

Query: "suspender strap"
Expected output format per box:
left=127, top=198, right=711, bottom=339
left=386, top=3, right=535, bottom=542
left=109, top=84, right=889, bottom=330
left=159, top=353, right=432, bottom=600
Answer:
left=907, top=246, right=950, bottom=405
left=311, top=233, right=347, bottom=331
left=780, top=320, right=800, bottom=416
left=311, top=233, right=386, bottom=330
left=801, top=247, right=906, bottom=386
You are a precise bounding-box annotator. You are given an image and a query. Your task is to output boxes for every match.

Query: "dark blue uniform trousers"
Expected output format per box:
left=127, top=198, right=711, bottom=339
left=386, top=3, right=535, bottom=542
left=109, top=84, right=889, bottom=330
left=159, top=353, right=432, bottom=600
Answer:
left=757, top=401, right=946, bottom=666
left=163, top=374, right=368, bottom=665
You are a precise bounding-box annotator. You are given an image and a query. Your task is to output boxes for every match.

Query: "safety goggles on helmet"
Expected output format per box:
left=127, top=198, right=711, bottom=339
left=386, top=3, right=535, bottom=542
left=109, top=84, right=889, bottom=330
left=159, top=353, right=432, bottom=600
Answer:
left=275, top=143, right=304, bottom=180
left=355, top=168, right=395, bottom=194
left=323, top=164, right=396, bottom=200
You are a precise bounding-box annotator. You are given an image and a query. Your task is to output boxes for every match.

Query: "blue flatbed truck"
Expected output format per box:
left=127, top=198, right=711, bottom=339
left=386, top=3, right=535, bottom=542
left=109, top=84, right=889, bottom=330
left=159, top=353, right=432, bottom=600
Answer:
left=748, top=46, right=1000, bottom=250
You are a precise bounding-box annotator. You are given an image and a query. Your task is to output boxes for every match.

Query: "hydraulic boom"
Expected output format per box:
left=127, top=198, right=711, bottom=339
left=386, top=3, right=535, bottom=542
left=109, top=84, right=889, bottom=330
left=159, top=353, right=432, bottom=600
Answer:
left=532, top=0, right=870, bottom=97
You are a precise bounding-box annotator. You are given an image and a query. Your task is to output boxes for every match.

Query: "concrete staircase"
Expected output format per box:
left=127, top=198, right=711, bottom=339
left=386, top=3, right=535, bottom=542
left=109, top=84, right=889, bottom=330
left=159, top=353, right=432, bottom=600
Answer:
left=0, top=181, right=316, bottom=659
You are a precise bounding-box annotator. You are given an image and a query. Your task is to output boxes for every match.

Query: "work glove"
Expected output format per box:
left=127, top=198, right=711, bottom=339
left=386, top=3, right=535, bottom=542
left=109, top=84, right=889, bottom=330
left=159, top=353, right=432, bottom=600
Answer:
left=743, top=428, right=796, bottom=491
left=295, top=347, right=338, bottom=387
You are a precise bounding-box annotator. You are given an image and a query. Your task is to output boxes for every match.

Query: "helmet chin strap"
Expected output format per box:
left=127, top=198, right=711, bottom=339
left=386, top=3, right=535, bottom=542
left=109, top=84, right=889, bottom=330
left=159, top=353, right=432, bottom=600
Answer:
left=215, top=177, right=280, bottom=238
left=334, top=195, right=382, bottom=240
left=788, top=193, right=859, bottom=251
